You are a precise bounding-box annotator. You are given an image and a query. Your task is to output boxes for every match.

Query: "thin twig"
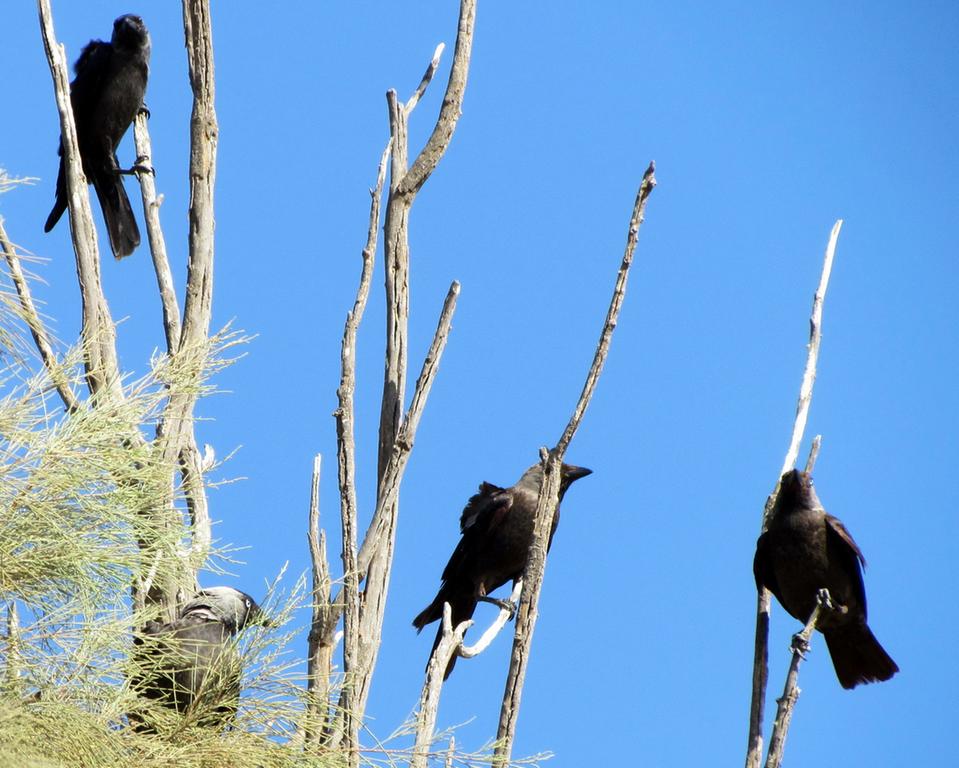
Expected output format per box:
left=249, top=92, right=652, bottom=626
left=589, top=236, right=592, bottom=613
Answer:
left=365, top=282, right=461, bottom=573
left=406, top=43, right=445, bottom=113
left=764, top=589, right=833, bottom=768
left=494, top=162, right=657, bottom=767
left=778, top=221, right=842, bottom=478
left=324, top=143, right=390, bottom=755
left=804, top=435, right=822, bottom=474
left=0, top=221, right=78, bottom=411
left=132, top=111, right=181, bottom=355
left=745, top=220, right=843, bottom=768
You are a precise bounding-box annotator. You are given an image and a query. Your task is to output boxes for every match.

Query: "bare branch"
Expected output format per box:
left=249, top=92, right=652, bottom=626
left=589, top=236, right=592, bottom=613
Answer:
left=0, top=220, right=78, bottom=411
left=557, top=162, right=658, bottom=454
left=804, top=435, right=822, bottom=474
left=745, top=221, right=843, bottom=768
left=37, top=0, right=122, bottom=400
left=778, top=221, right=842, bottom=477
left=406, top=43, right=446, bottom=113
left=350, top=281, right=460, bottom=718
left=764, top=589, right=833, bottom=768
left=459, top=579, right=523, bottom=659
left=399, top=0, right=477, bottom=197
left=132, top=111, right=181, bottom=355
left=495, top=163, right=658, bottom=767
left=412, top=603, right=471, bottom=768
left=323, top=145, right=390, bottom=755
left=305, top=455, right=333, bottom=746
left=360, top=281, right=460, bottom=580
left=179, top=0, right=218, bottom=350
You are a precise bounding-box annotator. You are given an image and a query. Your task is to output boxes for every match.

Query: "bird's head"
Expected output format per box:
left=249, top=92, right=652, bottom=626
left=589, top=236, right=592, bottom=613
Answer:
left=516, top=461, right=592, bottom=498
left=182, top=587, right=269, bottom=634
left=559, top=463, right=592, bottom=494
left=112, top=14, right=150, bottom=53
left=777, top=468, right=820, bottom=510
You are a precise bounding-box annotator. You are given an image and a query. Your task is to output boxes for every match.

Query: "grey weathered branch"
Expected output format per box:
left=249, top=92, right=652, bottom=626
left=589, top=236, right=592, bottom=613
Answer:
left=320, top=143, right=391, bottom=756
left=399, top=0, right=476, bottom=197
left=132, top=111, right=181, bottom=355
left=350, top=280, right=460, bottom=721
left=140, top=0, right=220, bottom=616
left=459, top=579, right=523, bottom=659
left=745, top=220, right=843, bottom=768
left=334, top=2, right=476, bottom=742
left=412, top=603, right=471, bottom=768
left=305, top=454, right=333, bottom=746
left=179, top=0, right=218, bottom=351
left=804, top=435, right=822, bottom=474
left=37, top=0, right=122, bottom=401
left=0, top=220, right=78, bottom=412
left=764, top=589, right=833, bottom=768
left=494, top=162, right=658, bottom=767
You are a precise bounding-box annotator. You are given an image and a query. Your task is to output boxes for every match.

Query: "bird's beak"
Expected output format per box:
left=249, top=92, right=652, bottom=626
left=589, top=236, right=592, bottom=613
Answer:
left=564, top=465, right=593, bottom=482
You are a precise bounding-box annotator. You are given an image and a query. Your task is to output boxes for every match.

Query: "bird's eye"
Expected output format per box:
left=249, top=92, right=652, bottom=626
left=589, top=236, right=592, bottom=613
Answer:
left=245, top=599, right=251, bottom=608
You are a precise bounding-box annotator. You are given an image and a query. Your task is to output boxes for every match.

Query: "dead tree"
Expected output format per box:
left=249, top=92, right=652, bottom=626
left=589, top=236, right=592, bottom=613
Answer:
left=304, top=1, right=476, bottom=761
left=744, top=221, right=843, bottom=768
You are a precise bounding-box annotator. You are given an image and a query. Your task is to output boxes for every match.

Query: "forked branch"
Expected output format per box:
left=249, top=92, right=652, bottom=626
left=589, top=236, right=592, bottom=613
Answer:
left=744, top=220, right=843, bottom=768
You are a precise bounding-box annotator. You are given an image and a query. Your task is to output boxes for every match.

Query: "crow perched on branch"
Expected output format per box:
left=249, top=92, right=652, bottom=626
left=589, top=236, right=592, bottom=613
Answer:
left=754, top=469, right=899, bottom=689
left=44, top=14, right=150, bottom=259
left=413, top=461, right=592, bottom=678
left=132, top=587, right=268, bottom=729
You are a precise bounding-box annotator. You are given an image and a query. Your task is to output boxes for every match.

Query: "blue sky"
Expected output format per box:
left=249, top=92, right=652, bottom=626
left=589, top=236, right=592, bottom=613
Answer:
left=2, top=2, right=956, bottom=765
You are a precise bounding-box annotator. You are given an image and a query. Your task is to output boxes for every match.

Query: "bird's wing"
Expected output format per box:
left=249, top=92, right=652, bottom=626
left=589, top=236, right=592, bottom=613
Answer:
left=752, top=531, right=781, bottom=600
left=439, top=488, right=513, bottom=584
left=825, top=513, right=868, bottom=612
left=459, top=481, right=508, bottom=532
left=69, top=40, right=112, bottom=121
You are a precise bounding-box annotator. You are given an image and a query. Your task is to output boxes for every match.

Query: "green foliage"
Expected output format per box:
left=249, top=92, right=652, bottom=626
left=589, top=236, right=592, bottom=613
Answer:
left=0, top=327, right=343, bottom=767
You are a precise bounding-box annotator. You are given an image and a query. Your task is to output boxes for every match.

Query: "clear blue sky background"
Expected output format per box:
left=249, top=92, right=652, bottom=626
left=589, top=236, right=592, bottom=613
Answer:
left=2, top=2, right=956, bottom=765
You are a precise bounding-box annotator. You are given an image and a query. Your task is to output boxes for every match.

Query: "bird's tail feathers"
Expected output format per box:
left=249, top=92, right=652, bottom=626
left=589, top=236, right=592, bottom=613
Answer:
left=824, top=622, right=899, bottom=689
left=414, top=590, right=478, bottom=680
left=93, top=172, right=140, bottom=259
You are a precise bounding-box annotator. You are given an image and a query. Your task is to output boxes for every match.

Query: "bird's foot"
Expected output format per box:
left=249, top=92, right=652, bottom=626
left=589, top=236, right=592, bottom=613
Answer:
left=478, top=595, right=517, bottom=620
left=790, top=631, right=811, bottom=659
left=119, top=157, right=155, bottom=178
left=138, top=104, right=151, bottom=119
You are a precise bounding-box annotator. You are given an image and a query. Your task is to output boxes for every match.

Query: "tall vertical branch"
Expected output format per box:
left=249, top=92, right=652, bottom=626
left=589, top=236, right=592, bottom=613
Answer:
left=338, top=0, right=476, bottom=741
left=744, top=220, right=843, bottom=768
left=305, top=454, right=333, bottom=746
left=132, top=112, right=181, bottom=355
left=494, top=162, right=657, bottom=767
left=143, top=0, right=220, bottom=616
left=36, top=0, right=122, bottom=401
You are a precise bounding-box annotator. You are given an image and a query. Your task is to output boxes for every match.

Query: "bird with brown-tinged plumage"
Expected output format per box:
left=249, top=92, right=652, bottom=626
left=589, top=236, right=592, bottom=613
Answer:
left=413, top=461, right=591, bottom=679
left=754, top=469, right=899, bottom=689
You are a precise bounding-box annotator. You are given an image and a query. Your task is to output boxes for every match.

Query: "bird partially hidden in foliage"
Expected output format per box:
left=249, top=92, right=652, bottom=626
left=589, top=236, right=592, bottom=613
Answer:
left=413, top=461, right=592, bottom=679
left=753, top=469, right=899, bottom=689
left=131, top=587, right=268, bottom=730
left=44, top=14, right=151, bottom=259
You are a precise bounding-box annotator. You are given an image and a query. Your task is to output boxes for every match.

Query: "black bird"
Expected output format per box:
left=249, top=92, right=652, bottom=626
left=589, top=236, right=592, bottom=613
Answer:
left=413, top=461, right=592, bottom=678
left=754, top=469, right=899, bottom=689
left=132, top=587, right=267, bottom=728
left=44, top=14, right=150, bottom=259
